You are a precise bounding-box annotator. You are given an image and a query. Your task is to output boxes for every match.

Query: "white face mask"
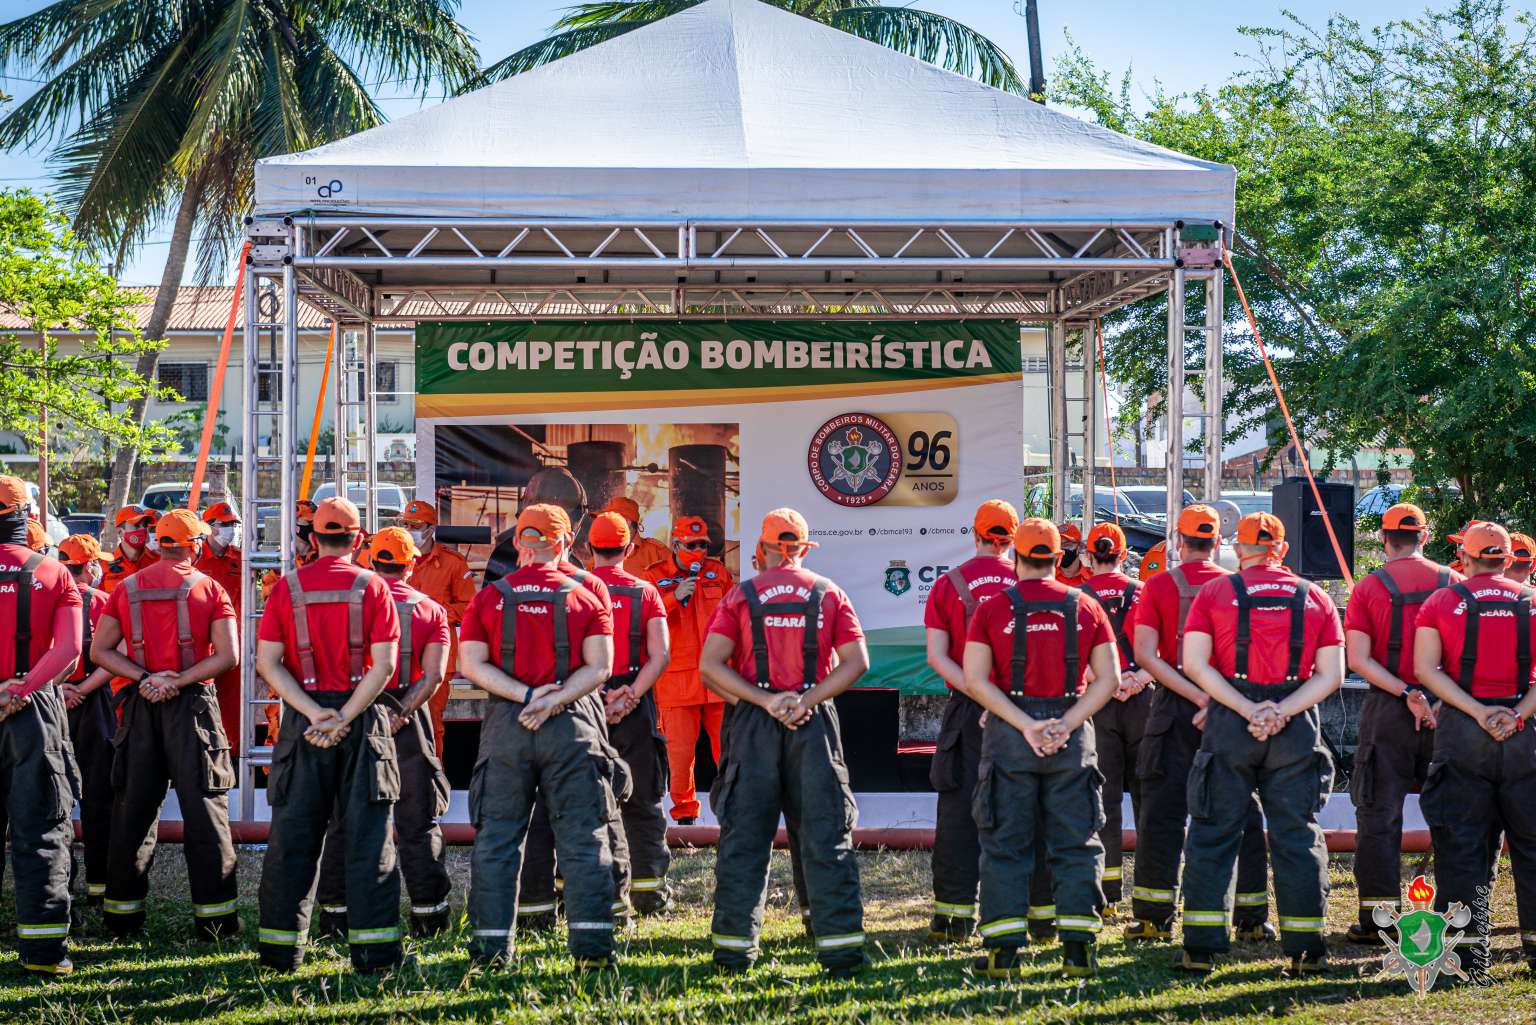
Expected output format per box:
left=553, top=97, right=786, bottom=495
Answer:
left=146, top=534, right=161, bottom=554
left=407, top=529, right=427, bottom=548
left=213, top=524, right=237, bottom=546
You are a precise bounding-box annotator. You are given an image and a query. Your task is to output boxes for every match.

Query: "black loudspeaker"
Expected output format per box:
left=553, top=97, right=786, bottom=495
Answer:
left=1270, top=477, right=1355, bottom=580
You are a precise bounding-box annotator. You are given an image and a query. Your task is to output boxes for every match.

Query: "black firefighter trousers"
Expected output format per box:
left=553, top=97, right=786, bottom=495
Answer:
left=467, top=696, right=620, bottom=965
left=1421, top=706, right=1536, bottom=971
left=317, top=700, right=452, bottom=936
left=1351, top=688, right=1436, bottom=932
left=258, top=694, right=403, bottom=972
left=1180, top=693, right=1333, bottom=959
left=0, top=686, right=77, bottom=969
left=710, top=701, right=864, bottom=971
left=931, top=691, right=1056, bottom=933
left=105, top=684, right=238, bottom=939
left=1092, top=687, right=1152, bottom=904
left=974, top=698, right=1106, bottom=950
left=67, top=685, right=115, bottom=902
left=1131, top=689, right=1271, bottom=930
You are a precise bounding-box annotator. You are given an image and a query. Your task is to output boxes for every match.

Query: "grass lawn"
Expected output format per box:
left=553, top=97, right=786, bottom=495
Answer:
left=2, top=845, right=1532, bottom=1023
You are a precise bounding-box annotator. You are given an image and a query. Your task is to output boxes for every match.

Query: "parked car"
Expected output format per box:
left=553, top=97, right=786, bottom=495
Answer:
left=23, top=482, right=69, bottom=540
left=61, top=513, right=105, bottom=539
left=1024, top=481, right=1143, bottom=522
left=1354, top=482, right=1461, bottom=518
left=311, top=482, right=407, bottom=522
left=1221, top=489, right=1274, bottom=518
left=1115, top=485, right=1197, bottom=522
left=140, top=481, right=234, bottom=513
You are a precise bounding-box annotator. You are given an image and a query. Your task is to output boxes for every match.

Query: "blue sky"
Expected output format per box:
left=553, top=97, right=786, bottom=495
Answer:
left=0, top=0, right=1421, bottom=284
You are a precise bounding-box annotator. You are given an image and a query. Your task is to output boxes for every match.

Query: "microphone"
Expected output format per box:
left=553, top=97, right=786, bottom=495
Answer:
left=678, top=559, right=702, bottom=607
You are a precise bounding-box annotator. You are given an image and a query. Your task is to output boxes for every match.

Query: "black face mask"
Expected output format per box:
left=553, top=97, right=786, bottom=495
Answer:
left=297, top=524, right=314, bottom=546
left=0, top=510, right=28, bottom=546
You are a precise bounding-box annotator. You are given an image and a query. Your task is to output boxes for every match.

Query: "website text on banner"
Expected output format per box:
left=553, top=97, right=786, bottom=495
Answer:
left=415, top=321, right=1025, bottom=694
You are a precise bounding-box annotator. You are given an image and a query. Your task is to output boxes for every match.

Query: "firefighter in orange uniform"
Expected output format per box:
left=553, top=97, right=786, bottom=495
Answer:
left=100, top=506, right=160, bottom=593
left=602, top=496, right=672, bottom=577
left=1056, top=523, right=1093, bottom=586
left=197, top=501, right=245, bottom=751
left=25, top=518, right=54, bottom=556
left=643, top=516, right=732, bottom=824
left=395, top=500, right=474, bottom=756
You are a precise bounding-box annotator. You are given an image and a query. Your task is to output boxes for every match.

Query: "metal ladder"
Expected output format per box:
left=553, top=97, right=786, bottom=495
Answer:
left=1164, top=222, right=1226, bottom=544
left=1045, top=319, right=1099, bottom=532
left=334, top=323, right=380, bottom=532
left=237, top=218, right=299, bottom=823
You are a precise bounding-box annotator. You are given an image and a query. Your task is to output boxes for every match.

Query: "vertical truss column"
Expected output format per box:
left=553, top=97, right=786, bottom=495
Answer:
left=333, top=323, right=379, bottom=527
left=1165, top=255, right=1187, bottom=549
left=1047, top=319, right=1069, bottom=523
left=1203, top=261, right=1226, bottom=504
left=1080, top=325, right=1099, bottom=536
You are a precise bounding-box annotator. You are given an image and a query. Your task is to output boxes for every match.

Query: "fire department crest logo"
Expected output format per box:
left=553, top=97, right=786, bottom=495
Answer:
left=808, top=413, right=902, bottom=507
left=1376, top=875, right=1473, bottom=995
left=885, top=560, right=911, bottom=596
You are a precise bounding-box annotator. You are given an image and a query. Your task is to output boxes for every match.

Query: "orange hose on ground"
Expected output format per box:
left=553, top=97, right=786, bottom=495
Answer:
left=1222, top=245, right=1355, bottom=588
left=1095, top=319, right=1120, bottom=527
left=187, top=241, right=252, bottom=513
left=299, top=322, right=336, bottom=502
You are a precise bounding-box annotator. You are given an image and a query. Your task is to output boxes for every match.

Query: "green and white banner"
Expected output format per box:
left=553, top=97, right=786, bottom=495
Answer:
left=416, top=320, right=1024, bottom=694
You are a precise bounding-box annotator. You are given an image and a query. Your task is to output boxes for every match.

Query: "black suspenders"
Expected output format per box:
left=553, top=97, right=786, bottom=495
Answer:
left=492, top=577, right=580, bottom=685
left=1082, top=579, right=1139, bottom=670
left=607, top=584, right=648, bottom=675
left=79, top=587, right=101, bottom=678
left=1450, top=581, right=1534, bottom=697
left=1230, top=575, right=1308, bottom=682
left=0, top=551, right=44, bottom=675
left=1372, top=565, right=1449, bottom=673
left=1006, top=586, right=1082, bottom=696
left=740, top=576, right=830, bottom=691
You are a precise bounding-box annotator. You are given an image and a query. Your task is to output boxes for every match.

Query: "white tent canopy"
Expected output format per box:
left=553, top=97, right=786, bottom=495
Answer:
left=255, top=0, right=1233, bottom=225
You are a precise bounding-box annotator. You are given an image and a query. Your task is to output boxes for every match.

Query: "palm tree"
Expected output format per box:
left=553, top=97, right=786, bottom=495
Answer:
left=0, top=1, right=479, bottom=540
left=479, top=0, right=1022, bottom=93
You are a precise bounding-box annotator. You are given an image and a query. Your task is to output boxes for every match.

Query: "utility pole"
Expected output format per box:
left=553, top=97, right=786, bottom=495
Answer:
left=1014, top=0, right=1047, bottom=102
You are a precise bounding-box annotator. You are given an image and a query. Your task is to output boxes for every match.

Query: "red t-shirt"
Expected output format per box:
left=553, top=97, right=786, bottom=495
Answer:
left=1081, top=571, right=1141, bottom=671
left=0, top=542, right=81, bottom=682
left=965, top=578, right=1113, bottom=697
left=560, top=560, right=612, bottom=611
left=592, top=564, right=666, bottom=677
left=706, top=566, right=865, bottom=692
left=257, top=556, right=401, bottom=691
left=1130, top=559, right=1232, bottom=667
left=1184, top=565, right=1343, bottom=684
left=1416, top=573, right=1536, bottom=700
left=71, top=585, right=109, bottom=683
left=386, top=577, right=450, bottom=690
left=1344, top=556, right=1462, bottom=686
left=101, top=559, right=236, bottom=674
left=923, top=554, right=1018, bottom=678
left=460, top=564, right=613, bottom=687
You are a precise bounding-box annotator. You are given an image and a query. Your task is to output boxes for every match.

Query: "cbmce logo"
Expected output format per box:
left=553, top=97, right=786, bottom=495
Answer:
left=1375, top=875, right=1475, bottom=996
left=808, top=412, right=901, bottom=507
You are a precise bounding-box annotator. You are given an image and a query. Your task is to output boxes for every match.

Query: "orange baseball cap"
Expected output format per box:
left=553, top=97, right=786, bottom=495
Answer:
left=1087, top=522, right=1127, bottom=558
left=1381, top=502, right=1428, bottom=532
left=1461, top=521, right=1511, bottom=559
left=973, top=499, right=1019, bottom=542
left=760, top=507, right=818, bottom=551
left=157, top=508, right=211, bottom=547
left=296, top=499, right=318, bottom=523
left=26, top=518, right=51, bottom=551
left=0, top=475, right=27, bottom=514
left=516, top=503, right=571, bottom=549
left=1058, top=522, right=1083, bottom=545
left=672, top=515, right=710, bottom=541
left=367, top=526, right=420, bottom=566
left=1446, top=519, right=1485, bottom=544
left=1139, top=540, right=1168, bottom=580
left=1236, top=511, right=1286, bottom=546
left=589, top=511, right=631, bottom=549
left=400, top=499, right=437, bottom=526
left=312, top=497, right=362, bottom=536
left=202, top=501, right=239, bottom=524
left=58, top=534, right=102, bottom=566
left=603, top=496, right=641, bottom=522
left=1176, top=504, right=1221, bottom=539
left=115, top=504, right=155, bottom=527
left=1015, top=518, right=1062, bottom=558
left=1510, top=531, right=1534, bottom=565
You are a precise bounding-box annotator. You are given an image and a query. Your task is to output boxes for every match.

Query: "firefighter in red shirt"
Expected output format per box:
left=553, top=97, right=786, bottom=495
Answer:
left=1342, top=502, right=1460, bottom=943
left=396, top=499, right=475, bottom=756
left=458, top=504, right=620, bottom=970
left=196, top=501, right=246, bottom=752
left=1127, top=504, right=1272, bottom=942
left=0, top=476, right=83, bottom=976
left=100, top=506, right=160, bottom=593
left=255, top=497, right=404, bottom=973
left=1177, top=512, right=1344, bottom=975
left=1080, top=522, right=1153, bottom=912
left=90, top=509, right=240, bottom=941
left=1414, top=521, right=1536, bottom=977
left=56, top=535, right=114, bottom=906
left=702, top=508, right=870, bottom=975
left=645, top=515, right=732, bottom=825
left=961, top=518, right=1120, bottom=979
left=1055, top=523, right=1093, bottom=586
left=315, top=528, right=454, bottom=938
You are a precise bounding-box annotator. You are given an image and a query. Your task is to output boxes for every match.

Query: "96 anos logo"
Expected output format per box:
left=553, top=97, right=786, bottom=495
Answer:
left=1375, top=875, right=1479, bottom=996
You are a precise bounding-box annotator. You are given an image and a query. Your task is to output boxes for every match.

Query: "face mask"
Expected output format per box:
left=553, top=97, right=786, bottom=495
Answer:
left=407, top=529, right=427, bottom=548
left=213, top=524, right=237, bottom=546
left=123, top=527, right=148, bottom=550
left=146, top=534, right=161, bottom=554
left=678, top=549, right=706, bottom=572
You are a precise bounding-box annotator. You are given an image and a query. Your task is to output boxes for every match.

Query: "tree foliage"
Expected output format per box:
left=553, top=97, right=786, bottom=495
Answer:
left=1053, top=0, right=1536, bottom=536
left=0, top=190, right=175, bottom=456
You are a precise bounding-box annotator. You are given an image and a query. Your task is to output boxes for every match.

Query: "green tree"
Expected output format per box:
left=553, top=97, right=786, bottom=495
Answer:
left=1052, top=0, right=1536, bottom=543
left=0, top=0, right=479, bottom=540
left=477, top=0, right=1021, bottom=91
left=0, top=189, right=175, bottom=456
